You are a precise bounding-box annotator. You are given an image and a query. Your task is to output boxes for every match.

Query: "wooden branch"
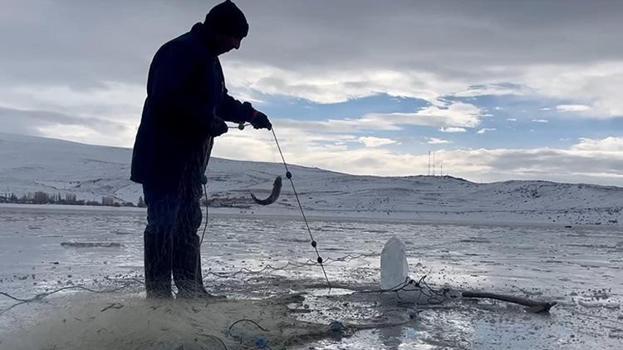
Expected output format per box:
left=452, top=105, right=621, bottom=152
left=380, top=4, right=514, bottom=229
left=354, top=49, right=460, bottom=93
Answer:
left=462, top=291, right=557, bottom=313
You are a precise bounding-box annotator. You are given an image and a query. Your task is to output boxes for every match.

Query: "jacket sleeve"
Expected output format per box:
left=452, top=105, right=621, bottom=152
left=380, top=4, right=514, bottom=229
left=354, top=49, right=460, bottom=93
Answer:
left=216, top=88, right=255, bottom=124
left=147, top=43, right=215, bottom=135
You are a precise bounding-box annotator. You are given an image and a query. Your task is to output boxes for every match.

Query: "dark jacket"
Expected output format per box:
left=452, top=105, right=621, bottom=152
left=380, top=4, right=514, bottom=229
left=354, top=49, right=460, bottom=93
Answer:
left=131, top=22, right=254, bottom=189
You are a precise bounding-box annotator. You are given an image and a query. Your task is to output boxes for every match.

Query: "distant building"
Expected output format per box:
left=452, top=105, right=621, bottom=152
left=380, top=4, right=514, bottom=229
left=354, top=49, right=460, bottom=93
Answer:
left=102, top=196, right=115, bottom=206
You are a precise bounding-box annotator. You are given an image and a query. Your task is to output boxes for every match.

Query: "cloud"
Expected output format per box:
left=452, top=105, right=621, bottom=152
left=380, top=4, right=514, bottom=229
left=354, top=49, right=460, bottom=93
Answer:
left=0, top=81, right=145, bottom=122
left=520, top=62, right=623, bottom=117
left=3, top=0, right=622, bottom=119
left=446, top=142, right=623, bottom=185
left=215, top=132, right=623, bottom=186
left=0, top=106, right=134, bottom=146
left=571, top=137, right=623, bottom=152
left=223, top=60, right=623, bottom=121
left=406, top=102, right=482, bottom=128
left=506, top=118, right=517, bottom=122
left=454, top=83, right=527, bottom=97
left=532, top=119, right=549, bottom=123
left=477, top=128, right=496, bottom=134
left=223, top=62, right=467, bottom=105
left=556, top=104, right=592, bottom=112
left=440, top=127, right=467, bottom=133
left=211, top=130, right=277, bottom=162
left=427, top=137, right=451, bottom=145
left=277, top=101, right=483, bottom=133
left=358, top=136, right=397, bottom=147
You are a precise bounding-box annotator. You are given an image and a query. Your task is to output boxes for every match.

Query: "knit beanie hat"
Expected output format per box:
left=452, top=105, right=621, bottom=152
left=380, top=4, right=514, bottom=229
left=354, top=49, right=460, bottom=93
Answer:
left=204, top=0, right=249, bottom=39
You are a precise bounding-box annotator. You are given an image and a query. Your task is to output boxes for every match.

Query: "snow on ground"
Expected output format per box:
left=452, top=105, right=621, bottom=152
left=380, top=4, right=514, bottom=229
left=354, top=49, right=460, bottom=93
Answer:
left=0, top=206, right=621, bottom=349
left=1, top=132, right=622, bottom=227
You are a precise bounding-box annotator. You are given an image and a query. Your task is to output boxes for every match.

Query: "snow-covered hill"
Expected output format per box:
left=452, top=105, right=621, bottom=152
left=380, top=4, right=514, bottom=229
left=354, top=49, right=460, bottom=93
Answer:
left=1, top=132, right=621, bottom=226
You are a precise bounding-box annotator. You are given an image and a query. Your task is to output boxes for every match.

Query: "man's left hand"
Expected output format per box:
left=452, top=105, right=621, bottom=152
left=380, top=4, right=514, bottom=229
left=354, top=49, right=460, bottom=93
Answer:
left=250, top=111, right=272, bottom=130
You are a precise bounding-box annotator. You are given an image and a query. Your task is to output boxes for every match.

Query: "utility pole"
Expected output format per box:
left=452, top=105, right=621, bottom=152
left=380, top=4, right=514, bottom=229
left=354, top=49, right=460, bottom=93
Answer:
left=428, top=151, right=431, bottom=176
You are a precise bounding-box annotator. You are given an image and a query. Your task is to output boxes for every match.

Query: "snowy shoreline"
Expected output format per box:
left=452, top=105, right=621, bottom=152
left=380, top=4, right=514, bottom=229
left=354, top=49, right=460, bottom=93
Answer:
left=1, top=133, right=622, bottom=231
left=2, top=203, right=620, bottom=230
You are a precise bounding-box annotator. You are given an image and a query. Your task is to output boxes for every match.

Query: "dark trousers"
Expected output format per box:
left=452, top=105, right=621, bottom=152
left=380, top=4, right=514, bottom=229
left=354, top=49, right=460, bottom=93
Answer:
left=143, top=182, right=205, bottom=298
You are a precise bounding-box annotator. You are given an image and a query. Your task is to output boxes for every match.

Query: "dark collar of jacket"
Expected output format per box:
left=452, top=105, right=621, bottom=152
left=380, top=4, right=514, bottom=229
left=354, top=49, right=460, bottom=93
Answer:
left=190, top=22, right=218, bottom=56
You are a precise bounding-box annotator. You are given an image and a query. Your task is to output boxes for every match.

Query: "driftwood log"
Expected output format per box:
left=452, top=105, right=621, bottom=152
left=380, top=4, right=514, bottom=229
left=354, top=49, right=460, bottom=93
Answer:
left=462, top=291, right=557, bottom=313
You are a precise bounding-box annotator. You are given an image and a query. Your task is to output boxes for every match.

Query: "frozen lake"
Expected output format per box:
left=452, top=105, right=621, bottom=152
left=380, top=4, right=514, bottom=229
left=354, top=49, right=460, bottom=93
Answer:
left=0, top=204, right=622, bottom=349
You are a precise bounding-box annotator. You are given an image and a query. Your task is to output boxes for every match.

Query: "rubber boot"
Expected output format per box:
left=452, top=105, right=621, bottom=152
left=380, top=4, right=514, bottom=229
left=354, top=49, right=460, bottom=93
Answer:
left=144, top=226, right=173, bottom=299
left=143, top=187, right=177, bottom=299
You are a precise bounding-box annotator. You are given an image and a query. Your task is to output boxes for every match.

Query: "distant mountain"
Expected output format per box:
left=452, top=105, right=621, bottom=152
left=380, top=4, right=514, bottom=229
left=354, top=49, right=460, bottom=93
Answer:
left=1, top=132, right=621, bottom=226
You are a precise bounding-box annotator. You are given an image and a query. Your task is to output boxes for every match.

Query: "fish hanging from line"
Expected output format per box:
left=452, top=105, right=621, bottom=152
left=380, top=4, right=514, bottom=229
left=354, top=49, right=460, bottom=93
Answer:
left=251, top=176, right=282, bottom=205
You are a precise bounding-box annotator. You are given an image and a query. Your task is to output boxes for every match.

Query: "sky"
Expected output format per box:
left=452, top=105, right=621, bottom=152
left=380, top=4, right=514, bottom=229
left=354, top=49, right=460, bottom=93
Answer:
left=1, top=0, right=622, bottom=186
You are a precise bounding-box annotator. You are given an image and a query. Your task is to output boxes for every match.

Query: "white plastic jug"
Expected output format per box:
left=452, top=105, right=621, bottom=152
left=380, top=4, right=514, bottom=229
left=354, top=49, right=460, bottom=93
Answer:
left=380, top=236, right=409, bottom=290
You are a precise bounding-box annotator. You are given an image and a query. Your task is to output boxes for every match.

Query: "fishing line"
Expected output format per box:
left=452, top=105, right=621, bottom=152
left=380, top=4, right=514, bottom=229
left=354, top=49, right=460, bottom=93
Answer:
left=270, top=128, right=331, bottom=289
left=197, top=136, right=215, bottom=290
left=200, top=183, right=209, bottom=246
left=199, top=123, right=330, bottom=289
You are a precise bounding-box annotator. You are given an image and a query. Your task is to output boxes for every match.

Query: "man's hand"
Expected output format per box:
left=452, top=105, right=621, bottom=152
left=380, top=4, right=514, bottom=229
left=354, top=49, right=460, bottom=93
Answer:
left=250, top=111, right=272, bottom=130
left=208, top=116, right=228, bottom=137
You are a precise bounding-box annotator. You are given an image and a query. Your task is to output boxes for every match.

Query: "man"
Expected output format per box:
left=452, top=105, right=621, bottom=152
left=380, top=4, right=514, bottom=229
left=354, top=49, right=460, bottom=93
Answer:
left=130, top=0, right=271, bottom=299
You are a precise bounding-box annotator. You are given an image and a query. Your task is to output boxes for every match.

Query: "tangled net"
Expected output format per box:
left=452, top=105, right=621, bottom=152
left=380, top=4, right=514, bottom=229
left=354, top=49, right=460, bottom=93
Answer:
left=0, top=253, right=458, bottom=350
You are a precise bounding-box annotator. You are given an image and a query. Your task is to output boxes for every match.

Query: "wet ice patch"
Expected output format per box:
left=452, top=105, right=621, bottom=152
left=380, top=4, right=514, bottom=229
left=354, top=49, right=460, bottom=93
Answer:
left=60, top=241, right=123, bottom=248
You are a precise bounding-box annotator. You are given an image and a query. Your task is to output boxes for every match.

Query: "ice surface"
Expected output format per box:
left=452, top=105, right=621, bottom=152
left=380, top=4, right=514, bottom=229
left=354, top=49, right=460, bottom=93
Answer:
left=0, top=206, right=622, bottom=349
left=380, top=236, right=409, bottom=289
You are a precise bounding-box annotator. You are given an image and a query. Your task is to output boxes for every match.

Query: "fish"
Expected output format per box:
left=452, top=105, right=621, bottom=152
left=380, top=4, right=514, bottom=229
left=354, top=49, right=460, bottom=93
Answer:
left=251, top=176, right=282, bottom=205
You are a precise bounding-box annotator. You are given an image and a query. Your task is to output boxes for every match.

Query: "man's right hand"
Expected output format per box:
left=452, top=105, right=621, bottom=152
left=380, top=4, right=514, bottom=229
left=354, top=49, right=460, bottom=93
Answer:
left=250, top=111, right=272, bottom=130
left=208, top=116, right=228, bottom=137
